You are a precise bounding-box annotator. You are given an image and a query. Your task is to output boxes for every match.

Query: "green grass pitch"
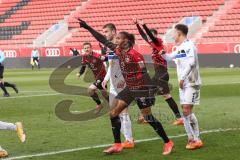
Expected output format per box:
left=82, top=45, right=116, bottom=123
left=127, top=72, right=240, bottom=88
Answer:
left=0, top=68, right=240, bottom=160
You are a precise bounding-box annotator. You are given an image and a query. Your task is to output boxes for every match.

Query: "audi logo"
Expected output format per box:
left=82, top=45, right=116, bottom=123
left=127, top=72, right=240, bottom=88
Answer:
left=234, top=44, right=240, bottom=54
left=45, top=48, right=61, bottom=57
left=4, top=50, right=17, bottom=58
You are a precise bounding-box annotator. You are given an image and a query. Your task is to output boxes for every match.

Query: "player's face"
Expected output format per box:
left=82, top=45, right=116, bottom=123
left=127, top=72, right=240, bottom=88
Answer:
left=83, top=44, right=92, bottom=55
left=173, top=29, right=181, bottom=43
left=102, top=27, right=116, bottom=41
left=115, top=33, right=128, bottom=49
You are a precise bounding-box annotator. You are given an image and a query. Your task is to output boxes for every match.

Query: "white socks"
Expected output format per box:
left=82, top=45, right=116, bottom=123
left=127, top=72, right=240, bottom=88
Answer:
left=190, top=113, right=200, bottom=141
left=120, top=113, right=133, bottom=142
left=183, top=113, right=200, bottom=141
left=0, top=121, right=16, bottom=131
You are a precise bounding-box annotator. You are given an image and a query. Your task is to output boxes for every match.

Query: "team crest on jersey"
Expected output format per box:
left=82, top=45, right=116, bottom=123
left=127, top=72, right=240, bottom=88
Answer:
left=125, top=55, right=131, bottom=62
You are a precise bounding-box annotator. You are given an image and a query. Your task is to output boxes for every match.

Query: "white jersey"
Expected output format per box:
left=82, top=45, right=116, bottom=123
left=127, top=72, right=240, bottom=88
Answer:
left=104, top=52, right=126, bottom=94
left=163, top=39, right=201, bottom=87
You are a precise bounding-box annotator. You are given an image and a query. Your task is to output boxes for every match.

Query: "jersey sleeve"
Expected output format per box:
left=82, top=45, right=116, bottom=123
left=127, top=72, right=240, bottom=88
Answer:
left=162, top=50, right=178, bottom=61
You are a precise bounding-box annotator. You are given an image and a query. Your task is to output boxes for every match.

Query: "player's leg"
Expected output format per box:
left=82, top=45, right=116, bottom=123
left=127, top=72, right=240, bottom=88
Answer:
left=0, top=121, right=16, bottom=130
left=103, top=87, right=133, bottom=154
left=87, top=83, right=102, bottom=114
left=109, top=86, right=134, bottom=148
left=0, top=65, right=9, bottom=97
left=138, top=100, right=174, bottom=155
left=35, top=58, right=40, bottom=69
left=157, top=71, right=182, bottom=125
left=3, top=82, right=18, bottom=94
left=0, top=146, right=8, bottom=158
left=0, top=80, right=9, bottom=97
left=0, top=121, right=26, bottom=143
left=162, top=93, right=183, bottom=125
left=181, top=87, right=202, bottom=150
left=100, top=89, right=109, bottom=101
left=120, top=108, right=134, bottom=149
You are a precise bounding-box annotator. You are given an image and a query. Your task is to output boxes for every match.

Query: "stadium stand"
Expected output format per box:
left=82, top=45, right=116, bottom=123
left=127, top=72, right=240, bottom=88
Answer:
left=201, top=0, right=240, bottom=43
left=0, top=0, right=239, bottom=49
left=0, top=0, right=82, bottom=47
left=65, top=0, right=225, bottom=46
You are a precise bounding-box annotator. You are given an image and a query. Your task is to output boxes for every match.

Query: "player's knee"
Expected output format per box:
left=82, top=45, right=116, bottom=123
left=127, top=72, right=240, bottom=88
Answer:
left=110, top=110, right=118, bottom=118
left=140, top=107, right=152, bottom=116
left=87, top=88, right=94, bottom=96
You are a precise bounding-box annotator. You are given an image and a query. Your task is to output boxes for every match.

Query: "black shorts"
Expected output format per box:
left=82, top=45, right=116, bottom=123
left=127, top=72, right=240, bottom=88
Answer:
left=152, top=70, right=170, bottom=95
left=33, top=57, right=39, bottom=62
left=93, top=79, right=106, bottom=90
left=116, top=86, right=155, bottom=109
left=0, top=65, right=4, bottom=79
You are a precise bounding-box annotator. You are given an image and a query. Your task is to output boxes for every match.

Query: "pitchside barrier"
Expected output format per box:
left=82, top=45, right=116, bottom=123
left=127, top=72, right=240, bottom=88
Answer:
left=2, top=43, right=240, bottom=68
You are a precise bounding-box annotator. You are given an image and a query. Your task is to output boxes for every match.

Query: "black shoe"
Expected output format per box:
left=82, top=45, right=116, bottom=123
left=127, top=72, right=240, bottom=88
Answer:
left=3, top=93, right=10, bottom=97
left=13, top=84, right=19, bottom=94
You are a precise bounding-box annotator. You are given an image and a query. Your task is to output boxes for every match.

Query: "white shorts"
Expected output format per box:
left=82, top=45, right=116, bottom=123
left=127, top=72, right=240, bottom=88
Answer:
left=179, top=86, right=200, bottom=105
left=109, top=84, right=125, bottom=107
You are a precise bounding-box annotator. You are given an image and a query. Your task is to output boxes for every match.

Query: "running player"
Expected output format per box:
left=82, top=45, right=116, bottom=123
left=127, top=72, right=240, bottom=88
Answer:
left=79, top=19, right=174, bottom=155
left=77, top=42, right=108, bottom=114
left=0, top=121, right=26, bottom=158
left=161, top=24, right=203, bottom=150
left=31, top=47, right=40, bottom=70
left=133, top=18, right=183, bottom=125
left=100, top=23, right=134, bottom=149
left=0, top=50, right=18, bottom=97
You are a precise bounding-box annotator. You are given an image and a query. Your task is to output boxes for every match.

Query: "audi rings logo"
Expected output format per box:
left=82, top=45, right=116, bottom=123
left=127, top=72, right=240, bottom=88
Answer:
left=234, top=44, right=240, bottom=54
left=4, top=50, right=17, bottom=58
left=45, top=48, right=61, bottom=57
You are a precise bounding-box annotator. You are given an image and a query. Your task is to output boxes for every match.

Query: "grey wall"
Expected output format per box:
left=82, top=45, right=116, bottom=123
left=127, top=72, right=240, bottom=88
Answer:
left=3, top=54, right=240, bottom=69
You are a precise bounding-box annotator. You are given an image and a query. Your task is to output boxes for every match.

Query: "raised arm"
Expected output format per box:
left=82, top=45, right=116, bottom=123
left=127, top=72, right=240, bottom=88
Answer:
left=136, top=24, right=149, bottom=42
left=133, top=18, right=148, bottom=42
left=78, top=19, right=116, bottom=51
left=142, top=24, right=158, bottom=44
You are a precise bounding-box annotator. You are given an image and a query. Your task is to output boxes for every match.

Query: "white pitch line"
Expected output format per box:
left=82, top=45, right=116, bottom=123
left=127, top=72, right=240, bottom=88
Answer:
left=0, top=93, right=62, bottom=99
left=3, top=127, right=240, bottom=160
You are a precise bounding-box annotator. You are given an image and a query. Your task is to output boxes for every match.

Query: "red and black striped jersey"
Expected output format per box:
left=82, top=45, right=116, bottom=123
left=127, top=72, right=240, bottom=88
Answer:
left=149, top=38, right=167, bottom=69
left=82, top=52, right=106, bottom=80
left=115, top=48, right=149, bottom=90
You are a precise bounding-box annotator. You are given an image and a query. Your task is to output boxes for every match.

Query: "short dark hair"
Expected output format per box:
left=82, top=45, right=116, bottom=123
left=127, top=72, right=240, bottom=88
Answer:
left=175, top=24, right=188, bottom=35
left=83, top=42, right=92, bottom=47
left=103, top=23, right=116, bottom=32
left=150, top=28, right=158, bottom=35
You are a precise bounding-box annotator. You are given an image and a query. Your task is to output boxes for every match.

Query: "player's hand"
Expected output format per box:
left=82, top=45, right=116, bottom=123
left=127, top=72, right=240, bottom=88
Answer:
left=179, top=80, right=184, bottom=89
left=78, top=18, right=88, bottom=28
left=101, top=80, right=107, bottom=90
left=76, top=73, right=81, bottom=79
left=132, top=17, right=138, bottom=24
left=139, top=19, right=145, bottom=25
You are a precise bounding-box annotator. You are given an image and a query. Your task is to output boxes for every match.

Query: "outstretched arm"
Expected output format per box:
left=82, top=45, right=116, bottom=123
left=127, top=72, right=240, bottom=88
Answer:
left=142, top=23, right=158, bottom=44
left=133, top=18, right=149, bottom=42
left=78, top=19, right=116, bottom=51
left=136, top=24, right=149, bottom=42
